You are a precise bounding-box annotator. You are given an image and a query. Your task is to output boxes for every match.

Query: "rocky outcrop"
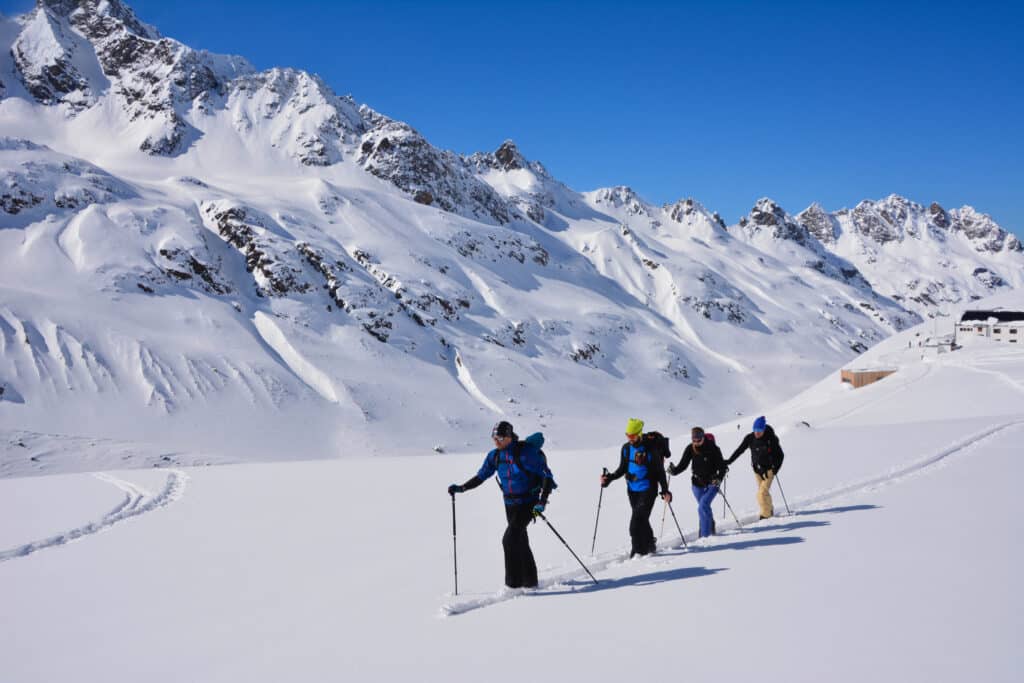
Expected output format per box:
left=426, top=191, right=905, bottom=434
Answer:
left=358, top=113, right=512, bottom=225
left=591, top=186, right=651, bottom=217
left=743, top=198, right=815, bottom=245
left=0, top=139, right=136, bottom=220
left=11, top=7, right=93, bottom=106
left=950, top=206, right=1022, bottom=253
left=797, top=202, right=839, bottom=244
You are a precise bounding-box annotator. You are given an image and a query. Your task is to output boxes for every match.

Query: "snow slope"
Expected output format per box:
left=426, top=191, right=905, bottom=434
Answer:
left=1, top=294, right=1021, bottom=682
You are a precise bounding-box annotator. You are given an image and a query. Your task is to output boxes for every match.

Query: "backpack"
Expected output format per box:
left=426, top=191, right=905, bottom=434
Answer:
left=492, top=431, right=558, bottom=494
left=644, top=431, right=670, bottom=459
left=623, top=431, right=669, bottom=475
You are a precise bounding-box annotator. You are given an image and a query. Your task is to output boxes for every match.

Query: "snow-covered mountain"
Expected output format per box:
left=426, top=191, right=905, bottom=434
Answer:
left=1, top=0, right=1021, bottom=459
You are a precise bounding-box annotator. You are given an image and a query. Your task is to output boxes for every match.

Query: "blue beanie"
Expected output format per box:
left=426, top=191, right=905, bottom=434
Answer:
left=753, top=416, right=767, bottom=432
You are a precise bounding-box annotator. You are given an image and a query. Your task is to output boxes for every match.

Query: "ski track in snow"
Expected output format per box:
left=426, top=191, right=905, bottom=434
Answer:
left=0, top=469, right=188, bottom=563
left=440, top=418, right=1023, bottom=617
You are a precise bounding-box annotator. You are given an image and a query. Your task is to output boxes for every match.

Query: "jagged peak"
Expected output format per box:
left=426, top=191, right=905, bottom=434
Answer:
left=493, top=139, right=526, bottom=170
left=797, top=202, right=839, bottom=244
left=466, top=139, right=551, bottom=180
left=593, top=185, right=640, bottom=203
left=39, top=0, right=160, bottom=40
left=750, top=196, right=788, bottom=218
left=662, top=197, right=725, bottom=231
left=739, top=197, right=816, bottom=245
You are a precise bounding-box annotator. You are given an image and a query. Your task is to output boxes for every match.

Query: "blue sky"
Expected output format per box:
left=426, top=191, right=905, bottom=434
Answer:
left=4, top=0, right=1022, bottom=237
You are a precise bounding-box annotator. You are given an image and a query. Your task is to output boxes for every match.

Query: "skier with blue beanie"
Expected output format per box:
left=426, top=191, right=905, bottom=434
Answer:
left=448, top=421, right=556, bottom=589
left=601, top=418, right=672, bottom=557
left=726, top=415, right=785, bottom=519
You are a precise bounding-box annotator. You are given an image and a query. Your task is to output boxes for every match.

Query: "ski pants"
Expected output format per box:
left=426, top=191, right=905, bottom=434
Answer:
left=755, top=470, right=775, bottom=518
left=691, top=483, right=720, bottom=537
left=503, top=502, right=538, bottom=588
left=627, top=487, right=659, bottom=556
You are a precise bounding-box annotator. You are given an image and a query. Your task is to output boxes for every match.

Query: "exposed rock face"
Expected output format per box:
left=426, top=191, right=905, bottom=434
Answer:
left=12, top=0, right=252, bottom=156
left=464, top=140, right=562, bottom=224
left=797, top=202, right=839, bottom=244
left=358, top=115, right=512, bottom=225
left=591, top=186, right=650, bottom=217
left=745, top=198, right=814, bottom=245
left=929, top=202, right=950, bottom=229
left=11, top=7, right=92, bottom=106
left=950, top=206, right=1022, bottom=253
left=493, top=140, right=525, bottom=171
left=0, top=138, right=136, bottom=220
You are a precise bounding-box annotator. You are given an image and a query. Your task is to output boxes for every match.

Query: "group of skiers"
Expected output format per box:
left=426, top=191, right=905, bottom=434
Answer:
left=448, top=416, right=785, bottom=589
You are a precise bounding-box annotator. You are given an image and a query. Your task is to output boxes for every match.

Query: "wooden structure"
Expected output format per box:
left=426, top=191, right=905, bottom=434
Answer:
left=841, top=368, right=896, bottom=389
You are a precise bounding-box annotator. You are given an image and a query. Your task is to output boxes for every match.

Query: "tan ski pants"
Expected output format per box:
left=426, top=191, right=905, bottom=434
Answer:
left=755, top=470, right=775, bottom=518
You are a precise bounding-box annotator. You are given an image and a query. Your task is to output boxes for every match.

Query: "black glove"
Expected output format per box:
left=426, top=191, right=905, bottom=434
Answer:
left=667, top=464, right=678, bottom=476
left=447, top=484, right=464, bottom=495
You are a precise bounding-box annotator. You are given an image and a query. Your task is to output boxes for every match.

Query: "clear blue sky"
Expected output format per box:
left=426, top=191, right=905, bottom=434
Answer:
left=4, top=0, right=1022, bottom=236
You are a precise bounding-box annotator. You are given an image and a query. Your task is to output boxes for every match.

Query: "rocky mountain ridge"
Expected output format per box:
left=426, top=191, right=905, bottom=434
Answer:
left=1, top=0, right=1022, bottom=457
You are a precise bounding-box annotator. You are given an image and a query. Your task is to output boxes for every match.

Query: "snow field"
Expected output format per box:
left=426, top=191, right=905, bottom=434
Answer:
left=1, top=332, right=1022, bottom=681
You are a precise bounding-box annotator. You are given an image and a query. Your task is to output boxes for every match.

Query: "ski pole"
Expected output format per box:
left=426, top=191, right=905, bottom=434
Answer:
left=450, top=492, right=459, bottom=595
left=538, top=512, right=599, bottom=585
left=722, top=476, right=727, bottom=518
left=666, top=499, right=688, bottom=549
left=659, top=472, right=672, bottom=539
left=718, top=485, right=744, bottom=531
left=591, top=468, right=607, bottom=554
left=775, top=473, right=792, bottom=515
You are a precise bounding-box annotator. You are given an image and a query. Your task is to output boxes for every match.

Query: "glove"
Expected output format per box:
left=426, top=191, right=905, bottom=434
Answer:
left=599, top=474, right=610, bottom=488
left=667, top=464, right=679, bottom=476
left=532, top=502, right=546, bottom=517
left=447, top=484, right=464, bottom=495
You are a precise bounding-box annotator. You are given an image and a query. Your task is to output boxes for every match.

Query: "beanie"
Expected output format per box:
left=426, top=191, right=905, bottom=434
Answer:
left=492, top=421, right=514, bottom=438
left=753, top=416, right=767, bottom=432
left=625, top=418, right=645, bottom=435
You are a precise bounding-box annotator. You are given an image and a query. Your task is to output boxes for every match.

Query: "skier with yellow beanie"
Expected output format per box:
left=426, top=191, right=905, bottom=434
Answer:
left=600, top=418, right=672, bottom=557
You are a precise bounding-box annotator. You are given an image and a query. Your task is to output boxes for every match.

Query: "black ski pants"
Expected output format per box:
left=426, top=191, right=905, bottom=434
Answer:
left=627, top=487, right=659, bottom=556
left=503, top=502, right=538, bottom=588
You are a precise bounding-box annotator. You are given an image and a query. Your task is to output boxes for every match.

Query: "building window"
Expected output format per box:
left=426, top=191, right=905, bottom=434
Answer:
left=995, top=328, right=1002, bottom=333
left=1011, top=329, right=1019, bottom=334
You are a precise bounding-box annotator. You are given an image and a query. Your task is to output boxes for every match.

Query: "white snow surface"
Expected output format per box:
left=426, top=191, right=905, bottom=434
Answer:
left=1, top=301, right=1022, bottom=681
left=0, top=6, right=1022, bottom=677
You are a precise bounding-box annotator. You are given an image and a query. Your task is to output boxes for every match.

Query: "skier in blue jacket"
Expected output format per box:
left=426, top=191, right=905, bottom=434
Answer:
left=600, top=418, right=672, bottom=557
left=448, top=421, right=556, bottom=589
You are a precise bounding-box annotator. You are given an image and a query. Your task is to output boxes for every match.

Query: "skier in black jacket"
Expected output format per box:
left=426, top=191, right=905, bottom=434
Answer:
left=727, top=415, right=784, bottom=519
left=600, top=418, right=672, bottom=557
left=668, top=426, right=728, bottom=538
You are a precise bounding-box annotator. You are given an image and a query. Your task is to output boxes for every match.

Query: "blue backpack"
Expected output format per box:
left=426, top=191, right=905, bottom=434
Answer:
left=492, top=432, right=558, bottom=495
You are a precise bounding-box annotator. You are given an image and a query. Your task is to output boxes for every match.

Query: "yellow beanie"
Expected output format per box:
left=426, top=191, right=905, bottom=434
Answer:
left=625, top=418, right=644, bottom=435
